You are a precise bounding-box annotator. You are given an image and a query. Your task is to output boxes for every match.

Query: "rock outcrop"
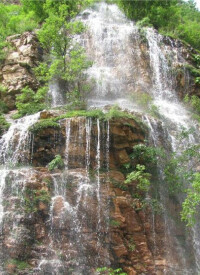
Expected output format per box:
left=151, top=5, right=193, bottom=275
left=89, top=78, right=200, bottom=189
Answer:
left=1, top=114, right=190, bottom=275
left=0, top=32, right=42, bottom=110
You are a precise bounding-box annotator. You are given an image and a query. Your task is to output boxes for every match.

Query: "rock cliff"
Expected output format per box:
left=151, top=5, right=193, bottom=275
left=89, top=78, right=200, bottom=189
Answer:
left=0, top=32, right=42, bottom=110
left=0, top=22, right=200, bottom=275
left=2, top=114, right=168, bottom=275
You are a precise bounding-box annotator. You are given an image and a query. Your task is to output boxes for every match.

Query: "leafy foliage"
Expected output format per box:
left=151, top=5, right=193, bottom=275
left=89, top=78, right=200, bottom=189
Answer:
left=0, top=114, right=10, bottom=136
left=48, top=155, right=65, bottom=171
left=0, top=3, right=38, bottom=62
left=109, top=219, right=121, bottom=227
left=164, top=142, right=200, bottom=194
left=125, top=164, right=151, bottom=192
left=33, top=0, right=93, bottom=103
left=130, top=144, right=159, bottom=167
left=184, top=94, right=200, bottom=121
left=29, top=119, right=60, bottom=133
left=24, top=188, right=51, bottom=213
left=21, top=0, right=94, bottom=22
left=14, top=86, right=47, bottom=118
left=53, top=107, right=140, bottom=121
left=96, top=267, right=127, bottom=275
left=116, top=0, right=200, bottom=51
left=181, top=173, right=200, bottom=226
left=6, top=259, right=31, bottom=270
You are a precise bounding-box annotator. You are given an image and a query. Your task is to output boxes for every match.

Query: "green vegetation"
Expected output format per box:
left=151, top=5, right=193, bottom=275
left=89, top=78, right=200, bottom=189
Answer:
left=115, top=0, right=200, bottom=51
left=0, top=114, right=10, bottom=135
left=55, top=109, right=105, bottom=121
left=110, top=178, right=128, bottom=191
left=164, top=143, right=200, bottom=194
left=184, top=64, right=200, bottom=85
left=128, top=239, right=136, bottom=252
left=48, top=155, right=65, bottom=171
left=29, top=119, right=60, bottom=133
left=56, top=106, right=140, bottom=121
left=104, top=105, right=136, bottom=120
left=109, top=219, right=121, bottom=227
left=162, top=127, right=200, bottom=225
left=32, top=0, right=94, bottom=105
left=0, top=3, right=38, bottom=63
left=29, top=107, right=143, bottom=134
left=0, top=101, right=8, bottom=114
left=130, top=92, right=152, bottom=109
left=130, top=144, right=160, bottom=168
left=181, top=173, right=200, bottom=226
left=184, top=94, right=200, bottom=121
left=125, top=164, right=151, bottom=192
left=0, top=0, right=95, bottom=111
left=130, top=92, right=161, bottom=118
left=6, top=259, right=31, bottom=270
left=14, top=86, right=47, bottom=118
left=24, top=188, right=51, bottom=213
left=96, top=267, right=127, bottom=275
left=0, top=85, right=8, bottom=114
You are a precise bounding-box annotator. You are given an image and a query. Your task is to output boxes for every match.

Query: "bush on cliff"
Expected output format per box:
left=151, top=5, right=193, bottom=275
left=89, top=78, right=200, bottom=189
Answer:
left=48, top=155, right=65, bottom=171
left=14, top=86, right=47, bottom=118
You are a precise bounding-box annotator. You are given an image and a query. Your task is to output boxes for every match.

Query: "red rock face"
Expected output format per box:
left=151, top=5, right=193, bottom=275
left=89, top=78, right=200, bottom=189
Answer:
left=0, top=116, right=195, bottom=275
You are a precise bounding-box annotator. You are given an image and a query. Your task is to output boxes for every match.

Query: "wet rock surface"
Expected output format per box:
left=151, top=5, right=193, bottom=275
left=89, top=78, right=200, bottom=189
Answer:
left=0, top=32, right=42, bottom=110
left=0, top=116, right=193, bottom=275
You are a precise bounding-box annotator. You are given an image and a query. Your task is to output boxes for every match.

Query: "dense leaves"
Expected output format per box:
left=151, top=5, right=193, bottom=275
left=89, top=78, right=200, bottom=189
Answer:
left=0, top=3, right=38, bottom=62
left=48, top=155, right=65, bottom=171
left=15, top=86, right=47, bottom=117
left=181, top=173, right=200, bottom=226
left=115, top=0, right=200, bottom=51
left=125, top=164, right=151, bottom=192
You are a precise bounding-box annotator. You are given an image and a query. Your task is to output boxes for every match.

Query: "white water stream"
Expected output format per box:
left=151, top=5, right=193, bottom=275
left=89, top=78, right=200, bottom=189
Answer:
left=0, top=1, right=199, bottom=274
left=75, top=2, right=200, bottom=274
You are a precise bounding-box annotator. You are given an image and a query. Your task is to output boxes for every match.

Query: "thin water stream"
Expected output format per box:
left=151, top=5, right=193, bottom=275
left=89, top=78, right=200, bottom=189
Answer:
left=0, top=1, right=199, bottom=274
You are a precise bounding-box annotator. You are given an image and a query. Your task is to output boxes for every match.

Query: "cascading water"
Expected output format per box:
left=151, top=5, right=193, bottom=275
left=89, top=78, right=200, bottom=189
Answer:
left=37, top=117, right=111, bottom=274
left=75, top=1, right=200, bottom=274
left=0, top=1, right=200, bottom=274
left=0, top=113, right=40, bottom=165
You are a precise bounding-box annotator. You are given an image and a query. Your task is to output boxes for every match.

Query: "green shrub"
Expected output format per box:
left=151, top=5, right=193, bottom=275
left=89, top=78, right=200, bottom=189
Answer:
left=48, top=155, right=65, bottom=171
left=29, top=119, right=60, bottom=133
left=0, top=114, right=10, bottom=135
left=6, top=259, right=31, bottom=270
left=184, top=64, right=200, bottom=77
left=136, top=17, right=152, bottom=28
left=195, top=77, right=200, bottom=85
left=0, top=84, right=7, bottom=93
left=109, top=219, right=121, bottom=227
left=15, top=86, right=47, bottom=117
left=184, top=94, right=200, bottom=121
left=125, top=164, right=151, bottom=192
left=0, top=85, right=8, bottom=113
left=55, top=109, right=105, bottom=120
left=0, top=101, right=8, bottom=114
left=181, top=173, right=200, bottom=226
left=24, top=188, right=51, bottom=213
left=96, top=267, right=127, bottom=275
left=130, top=144, right=159, bottom=166
left=149, top=104, right=161, bottom=118
left=54, top=107, right=140, bottom=122
left=105, top=105, right=136, bottom=120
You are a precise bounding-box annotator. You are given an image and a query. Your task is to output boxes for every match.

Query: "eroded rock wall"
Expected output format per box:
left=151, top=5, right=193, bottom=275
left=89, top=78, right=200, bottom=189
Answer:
left=0, top=32, right=42, bottom=110
left=1, top=115, right=171, bottom=275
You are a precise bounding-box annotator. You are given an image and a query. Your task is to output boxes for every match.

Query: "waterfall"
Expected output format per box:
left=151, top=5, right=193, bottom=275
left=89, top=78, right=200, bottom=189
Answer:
left=37, top=117, right=111, bottom=274
left=48, top=81, right=65, bottom=108
left=0, top=113, right=40, bottom=166
left=75, top=1, right=200, bottom=274
left=0, top=1, right=199, bottom=274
